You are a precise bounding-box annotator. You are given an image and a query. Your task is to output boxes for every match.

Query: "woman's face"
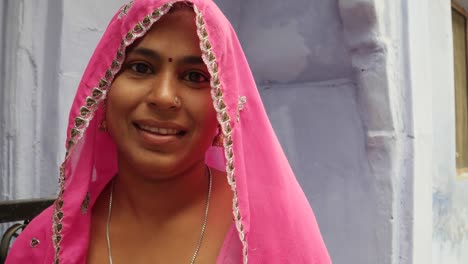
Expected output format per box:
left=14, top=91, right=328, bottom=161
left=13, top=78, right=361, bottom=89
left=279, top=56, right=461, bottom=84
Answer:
left=106, top=8, right=217, bottom=178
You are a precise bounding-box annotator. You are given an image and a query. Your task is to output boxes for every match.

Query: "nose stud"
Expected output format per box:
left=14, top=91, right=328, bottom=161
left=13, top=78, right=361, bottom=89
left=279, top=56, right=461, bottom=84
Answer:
left=174, top=96, right=181, bottom=108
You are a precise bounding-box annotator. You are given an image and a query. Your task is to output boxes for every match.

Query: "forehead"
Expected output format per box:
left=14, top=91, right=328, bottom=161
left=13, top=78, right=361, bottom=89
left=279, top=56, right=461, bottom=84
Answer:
left=131, top=7, right=201, bottom=56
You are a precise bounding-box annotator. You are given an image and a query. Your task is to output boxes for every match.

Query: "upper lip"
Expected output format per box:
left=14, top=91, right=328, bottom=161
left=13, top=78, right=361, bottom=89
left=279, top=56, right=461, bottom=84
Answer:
left=133, top=119, right=187, bottom=131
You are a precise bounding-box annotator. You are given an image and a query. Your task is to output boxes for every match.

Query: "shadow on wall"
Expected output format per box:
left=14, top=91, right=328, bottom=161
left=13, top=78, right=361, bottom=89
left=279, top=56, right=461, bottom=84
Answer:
left=217, top=0, right=353, bottom=85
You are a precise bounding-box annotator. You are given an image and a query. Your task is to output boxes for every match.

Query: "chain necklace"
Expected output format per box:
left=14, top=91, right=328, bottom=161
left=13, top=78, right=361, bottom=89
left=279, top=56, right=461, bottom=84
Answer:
left=106, top=167, right=213, bottom=264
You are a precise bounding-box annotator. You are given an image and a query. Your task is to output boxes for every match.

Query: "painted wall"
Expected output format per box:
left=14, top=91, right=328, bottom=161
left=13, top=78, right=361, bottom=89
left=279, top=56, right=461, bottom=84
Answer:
left=0, top=0, right=63, bottom=199
left=260, top=81, right=382, bottom=263
left=218, top=1, right=390, bottom=263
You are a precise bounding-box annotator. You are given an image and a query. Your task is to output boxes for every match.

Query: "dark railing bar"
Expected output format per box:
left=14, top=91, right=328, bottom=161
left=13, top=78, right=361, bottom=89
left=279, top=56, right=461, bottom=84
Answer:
left=0, top=198, right=55, bottom=223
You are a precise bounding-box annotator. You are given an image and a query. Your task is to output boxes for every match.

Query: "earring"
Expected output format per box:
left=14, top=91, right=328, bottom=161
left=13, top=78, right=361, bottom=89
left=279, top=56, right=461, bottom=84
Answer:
left=212, top=125, right=224, bottom=147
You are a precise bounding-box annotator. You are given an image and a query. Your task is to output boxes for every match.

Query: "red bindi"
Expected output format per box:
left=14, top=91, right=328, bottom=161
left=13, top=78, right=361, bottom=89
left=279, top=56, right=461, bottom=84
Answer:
left=168, top=57, right=173, bottom=62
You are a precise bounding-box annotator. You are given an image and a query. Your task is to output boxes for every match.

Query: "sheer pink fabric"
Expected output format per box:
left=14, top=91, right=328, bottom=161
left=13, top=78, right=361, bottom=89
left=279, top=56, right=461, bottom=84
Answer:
left=6, top=1, right=330, bottom=263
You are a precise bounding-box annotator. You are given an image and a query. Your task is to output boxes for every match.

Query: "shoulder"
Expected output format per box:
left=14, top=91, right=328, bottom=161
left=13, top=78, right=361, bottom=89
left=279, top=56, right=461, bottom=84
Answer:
left=5, top=205, right=54, bottom=264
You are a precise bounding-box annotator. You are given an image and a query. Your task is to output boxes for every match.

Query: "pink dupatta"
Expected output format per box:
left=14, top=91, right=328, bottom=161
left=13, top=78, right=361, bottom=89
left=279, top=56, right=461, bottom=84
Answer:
left=6, top=1, right=331, bottom=263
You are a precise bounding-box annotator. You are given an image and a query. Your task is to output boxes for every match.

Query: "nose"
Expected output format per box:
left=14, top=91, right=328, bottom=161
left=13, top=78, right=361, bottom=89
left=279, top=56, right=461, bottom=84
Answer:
left=146, top=72, right=181, bottom=111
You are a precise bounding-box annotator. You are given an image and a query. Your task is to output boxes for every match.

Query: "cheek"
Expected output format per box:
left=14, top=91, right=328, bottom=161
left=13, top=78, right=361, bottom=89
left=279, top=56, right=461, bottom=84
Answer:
left=199, top=98, right=217, bottom=128
left=105, top=93, right=125, bottom=142
left=106, top=88, right=124, bottom=124
left=105, top=83, right=139, bottom=131
left=107, top=80, right=144, bottom=114
left=201, top=105, right=219, bottom=144
left=185, top=92, right=217, bottom=131
left=207, top=108, right=218, bottom=128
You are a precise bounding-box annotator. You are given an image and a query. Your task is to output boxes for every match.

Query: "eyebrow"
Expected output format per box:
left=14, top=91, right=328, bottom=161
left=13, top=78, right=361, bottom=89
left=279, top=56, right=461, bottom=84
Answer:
left=129, top=47, right=162, bottom=61
left=128, top=47, right=205, bottom=65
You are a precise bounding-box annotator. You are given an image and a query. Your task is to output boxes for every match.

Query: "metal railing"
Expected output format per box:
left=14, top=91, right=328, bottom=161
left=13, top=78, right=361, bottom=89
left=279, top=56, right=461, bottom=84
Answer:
left=0, top=198, right=55, bottom=263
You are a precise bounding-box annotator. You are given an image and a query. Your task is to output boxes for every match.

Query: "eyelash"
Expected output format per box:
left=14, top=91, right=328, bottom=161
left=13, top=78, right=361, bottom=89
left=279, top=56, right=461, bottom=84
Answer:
left=129, top=62, right=153, bottom=75
left=182, top=71, right=209, bottom=83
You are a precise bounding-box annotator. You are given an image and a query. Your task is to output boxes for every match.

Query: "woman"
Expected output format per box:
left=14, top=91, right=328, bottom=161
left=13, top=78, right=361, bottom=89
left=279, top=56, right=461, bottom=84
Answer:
left=6, top=1, right=331, bottom=263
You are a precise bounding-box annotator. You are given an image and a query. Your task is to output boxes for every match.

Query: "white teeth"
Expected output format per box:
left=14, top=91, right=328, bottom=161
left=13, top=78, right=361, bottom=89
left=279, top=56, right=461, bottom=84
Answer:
left=139, top=125, right=179, bottom=135
left=159, top=128, right=168, bottom=135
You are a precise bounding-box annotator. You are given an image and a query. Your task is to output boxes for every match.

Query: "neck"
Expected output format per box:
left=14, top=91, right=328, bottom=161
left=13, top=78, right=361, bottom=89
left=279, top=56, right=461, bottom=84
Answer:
left=112, top=159, right=209, bottom=225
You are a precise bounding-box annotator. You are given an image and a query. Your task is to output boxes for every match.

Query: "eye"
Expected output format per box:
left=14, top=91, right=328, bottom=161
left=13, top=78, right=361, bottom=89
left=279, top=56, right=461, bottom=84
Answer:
left=129, top=62, right=153, bottom=75
left=183, top=71, right=209, bottom=83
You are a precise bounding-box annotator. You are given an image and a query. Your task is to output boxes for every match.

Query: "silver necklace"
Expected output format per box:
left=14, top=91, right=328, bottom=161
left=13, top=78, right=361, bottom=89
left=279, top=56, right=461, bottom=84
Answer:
left=106, top=167, right=213, bottom=264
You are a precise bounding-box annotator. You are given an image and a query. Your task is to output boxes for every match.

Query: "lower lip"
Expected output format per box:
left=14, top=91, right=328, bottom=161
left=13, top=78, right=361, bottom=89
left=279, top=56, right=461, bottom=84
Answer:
left=136, top=127, right=182, bottom=145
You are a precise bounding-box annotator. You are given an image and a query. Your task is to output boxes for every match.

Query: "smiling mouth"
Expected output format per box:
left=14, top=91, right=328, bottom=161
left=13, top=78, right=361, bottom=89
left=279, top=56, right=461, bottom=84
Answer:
left=134, top=123, right=186, bottom=136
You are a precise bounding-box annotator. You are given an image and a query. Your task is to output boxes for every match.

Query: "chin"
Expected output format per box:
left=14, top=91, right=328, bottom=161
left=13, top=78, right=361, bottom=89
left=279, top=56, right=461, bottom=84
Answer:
left=140, top=158, right=183, bottom=177
left=134, top=151, right=202, bottom=179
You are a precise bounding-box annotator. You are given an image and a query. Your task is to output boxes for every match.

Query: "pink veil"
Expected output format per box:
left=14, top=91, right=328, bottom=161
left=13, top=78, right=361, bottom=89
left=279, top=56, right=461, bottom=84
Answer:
left=6, top=1, right=330, bottom=263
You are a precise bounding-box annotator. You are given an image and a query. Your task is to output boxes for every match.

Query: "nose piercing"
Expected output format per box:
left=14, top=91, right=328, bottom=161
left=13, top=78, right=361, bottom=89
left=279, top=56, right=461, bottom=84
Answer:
left=174, top=96, right=181, bottom=107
